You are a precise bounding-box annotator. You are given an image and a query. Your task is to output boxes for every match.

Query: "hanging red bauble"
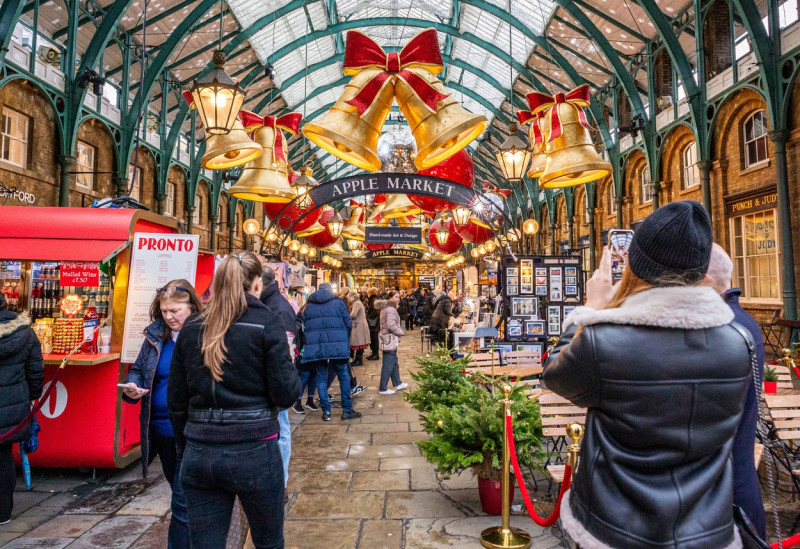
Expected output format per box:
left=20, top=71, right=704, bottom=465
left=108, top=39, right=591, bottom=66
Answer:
left=263, top=171, right=322, bottom=232
left=454, top=216, right=494, bottom=244
left=428, top=218, right=463, bottom=255
left=365, top=243, right=393, bottom=251
left=409, top=150, right=475, bottom=214
left=304, top=207, right=338, bottom=248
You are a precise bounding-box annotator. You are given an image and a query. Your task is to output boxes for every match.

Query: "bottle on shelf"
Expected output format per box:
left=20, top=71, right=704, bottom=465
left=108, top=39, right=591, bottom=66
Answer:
left=82, top=295, right=99, bottom=354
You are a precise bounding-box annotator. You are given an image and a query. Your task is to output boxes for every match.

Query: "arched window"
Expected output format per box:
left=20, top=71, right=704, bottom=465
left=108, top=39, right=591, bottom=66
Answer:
left=192, top=195, right=201, bottom=225
left=682, top=142, right=700, bottom=189
left=609, top=185, right=617, bottom=215
left=640, top=169, right=654, bottom=204
left=743, top=110, right=768, bottom=168
left=235, top=211, right=242, bottom=236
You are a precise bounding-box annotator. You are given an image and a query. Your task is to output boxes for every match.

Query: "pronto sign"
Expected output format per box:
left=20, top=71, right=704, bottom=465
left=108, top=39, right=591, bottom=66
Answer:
left=308, top=173, right=478, bottom=206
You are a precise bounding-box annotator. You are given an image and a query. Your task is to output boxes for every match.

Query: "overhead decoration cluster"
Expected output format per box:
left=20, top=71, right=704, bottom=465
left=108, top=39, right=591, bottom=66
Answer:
left=181, top=26, right=612, bottom=265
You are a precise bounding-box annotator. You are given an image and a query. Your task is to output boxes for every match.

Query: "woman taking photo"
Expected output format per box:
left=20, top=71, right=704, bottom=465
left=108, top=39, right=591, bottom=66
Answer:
left=168, top=252, right=301, bottom=549
left=122, top=279, right=202, bottom=549
left=544, top=201, right=752, bottom=549
left=348, top=293, right=370, bottom=367
left=377, top=292, right=407, bottom=396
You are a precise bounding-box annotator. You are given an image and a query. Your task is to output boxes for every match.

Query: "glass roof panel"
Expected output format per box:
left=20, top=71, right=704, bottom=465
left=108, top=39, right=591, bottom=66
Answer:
left=280, top=52, right=341, bottom=108
left=459, top=5, right=533, bottom=67
left=452, top=38, right=517, bottom=90
left=336, top=0, right=452, bottom=22
left=304, top=87, right=345, bottom=116
left=479, top=0, right=555, bottom=35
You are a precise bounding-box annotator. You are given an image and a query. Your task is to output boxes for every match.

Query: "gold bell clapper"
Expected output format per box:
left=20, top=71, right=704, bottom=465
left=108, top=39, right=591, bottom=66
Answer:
left=229, top=111, right=303, bottom=202
left=302, top=66, right=394, bottom=172
left=381, top=193, right=424, bottom=219
left=480, top=384, right=532, bottom=549
left=201, top=119, right=263, bottom=170
left=524, top=85, right=611, bottom=189
left=395, top=67, right=488, bottom=170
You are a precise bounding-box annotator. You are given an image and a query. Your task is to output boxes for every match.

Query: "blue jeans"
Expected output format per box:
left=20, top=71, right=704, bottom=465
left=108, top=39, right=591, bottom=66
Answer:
left=149, top=431, right=189, bottom=549
left=379, top=350, right=401, bottom=392
left=181, top=439, right=284, bottom=549
left=298, top=369, right=317, bottom=400
left=312, top=360, right=352, bottom=414
left=278, top=409, right=290, bottom=487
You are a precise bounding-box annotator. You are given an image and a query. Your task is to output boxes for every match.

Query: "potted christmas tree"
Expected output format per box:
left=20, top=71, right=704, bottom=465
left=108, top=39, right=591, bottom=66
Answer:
left=409, top=351, right=544, bottom=515
left=764, top=364, right=778, bottom=394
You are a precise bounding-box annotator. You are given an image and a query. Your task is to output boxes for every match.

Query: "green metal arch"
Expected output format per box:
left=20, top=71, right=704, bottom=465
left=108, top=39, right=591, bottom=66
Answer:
left=0, top=72, right=64, bottom=145
left=0, top=0, right=25, bottom=72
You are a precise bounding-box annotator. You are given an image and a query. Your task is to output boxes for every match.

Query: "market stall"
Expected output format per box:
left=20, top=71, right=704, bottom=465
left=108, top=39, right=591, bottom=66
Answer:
left=0, top=206, right=212, bottom=468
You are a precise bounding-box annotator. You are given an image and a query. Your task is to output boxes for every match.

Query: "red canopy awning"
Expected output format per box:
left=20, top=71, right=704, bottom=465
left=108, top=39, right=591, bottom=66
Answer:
left=0, top=206, right=178, bottom=262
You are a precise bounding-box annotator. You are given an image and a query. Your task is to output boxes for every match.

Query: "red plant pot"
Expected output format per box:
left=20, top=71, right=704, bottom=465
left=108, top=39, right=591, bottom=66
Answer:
left=764, top=381, right=777, bottom=394
left=477, top=475, right=514, bottom=516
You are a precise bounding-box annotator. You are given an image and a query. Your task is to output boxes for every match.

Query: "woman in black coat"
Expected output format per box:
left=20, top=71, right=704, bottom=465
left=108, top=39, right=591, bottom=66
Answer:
left=0, top=293, right=44, bottom=524
left=544, top=202, right=751, bottom=549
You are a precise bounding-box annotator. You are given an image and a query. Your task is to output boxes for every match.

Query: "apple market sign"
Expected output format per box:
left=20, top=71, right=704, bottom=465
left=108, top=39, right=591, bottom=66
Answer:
left=308, top=173, right=477, bottom=206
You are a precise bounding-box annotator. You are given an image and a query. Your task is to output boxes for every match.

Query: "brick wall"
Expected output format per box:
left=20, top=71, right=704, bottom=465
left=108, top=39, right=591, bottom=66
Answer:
left=194, top=180, right=211, bottom=249
left=127, top=146, right=156, bottom=210
left=72, top=118, right=116, bottom=207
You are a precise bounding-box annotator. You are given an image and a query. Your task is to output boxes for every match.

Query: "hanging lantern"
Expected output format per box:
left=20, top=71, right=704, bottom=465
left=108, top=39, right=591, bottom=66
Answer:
left=190, top=50, right=246, bottom=135
left=507, top=228, right=521, bottom=242
left=453, top=205, right=471, bottom=226
left=517, top=109, right=547, bottom=179
left=292, top=167, right=317, bottom=209
left=485, top=240, right=497, bottom=252
left=409, top=149, right=476, bottom=214
left=435, top=221, right=450, bottom=245
left=230, top=112, right=302, bottom=202
left=322, top=255, right=331, bottom=264
left=265, top=226, right=280, bottom=242
left=525, top=85, right=612, bottom=188
left=328, top=211, right=345, bottom=238
left=495, top=122, right=532, bottom=182
left=289, top=239, right=301, bottom=252
left=428, top=217, right=462, bottom=255
left=471, top=248, right=480, bottom=258
left=523, top=218, right=540, bottom=235
left=478, top=244, right=486, bottom=255
left=242, top=218, right=261, bottom=236
left=299, top=244, right=310, bottom=256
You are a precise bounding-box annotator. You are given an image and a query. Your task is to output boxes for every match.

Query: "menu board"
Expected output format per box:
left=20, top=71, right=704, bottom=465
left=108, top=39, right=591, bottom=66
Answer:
left=121, top=233, right=199, bottom=362
left=502, top=255, right=583, bottom=341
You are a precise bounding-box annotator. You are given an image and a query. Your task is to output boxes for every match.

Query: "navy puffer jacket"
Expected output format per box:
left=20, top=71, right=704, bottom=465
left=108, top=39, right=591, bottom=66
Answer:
left=300, top=289, right=352, bottom=362
left=0, top=312, right=44, bottom=443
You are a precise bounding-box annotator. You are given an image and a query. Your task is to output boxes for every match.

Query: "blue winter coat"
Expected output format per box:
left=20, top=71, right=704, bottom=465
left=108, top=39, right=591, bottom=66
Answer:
left=300, top=289, right=352, bottom=363
left=123, top=319, right=168, bottom=478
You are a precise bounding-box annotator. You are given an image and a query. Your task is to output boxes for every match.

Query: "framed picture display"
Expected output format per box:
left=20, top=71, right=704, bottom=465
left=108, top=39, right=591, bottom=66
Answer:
left=496, top=344, right=513, bottom=356
left=535, top=276, right=547, bottom=285
left=507, top=321, right=523, bottom=337
left=535, top=267, right=547, bottom=277
left=525, top=320, right=545, bottom=336
left=565, top=276, right=577, bottom=285
left=521, top=259, right=533, bottom=277
left=547, top=305, right=561, bottom=324
left=565, top=267, right=578, bottom=277
left=507, top=267, right=519, bottom=277
left=507, top=281, right=519, bottom=296
left=548, top=323, right=561, bottom=335
left=565, top=285, right=578, bottom=295
left=521, top=276, right=533, bottom=294
left=511, top=297, right=538, bottom=317
left=563, top=305, right=576, bottom=318
left=535, top=285, right=547, bottom=296
left=516, top=343, right=544, bottom=357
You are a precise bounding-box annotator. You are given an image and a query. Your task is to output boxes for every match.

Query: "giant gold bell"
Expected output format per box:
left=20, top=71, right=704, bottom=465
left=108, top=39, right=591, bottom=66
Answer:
left=395, top=69, right=488, bottom=170
left=297, top=220, right=326, bottom=237
left=201, top=120, right=263, bottom=170
left=381, top=194, right=424, bottom=219
left=229, top=124, right=295, bottom=202
left=302, top=68, right=394, bottom=172
left=539, top=103, right=612, bottom=189
left=342, top=205, right=366, bottom=241
left=322, top=240, right=346, bottom=254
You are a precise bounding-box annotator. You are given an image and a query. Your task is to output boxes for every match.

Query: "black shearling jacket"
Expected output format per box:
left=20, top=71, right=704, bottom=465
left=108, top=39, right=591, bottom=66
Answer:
left=168, top=294, right=301, bottom=449
left=543, top=286, right=752, bottom=549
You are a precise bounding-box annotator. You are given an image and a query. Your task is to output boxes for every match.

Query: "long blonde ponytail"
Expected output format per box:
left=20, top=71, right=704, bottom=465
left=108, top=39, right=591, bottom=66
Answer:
left=201, top=252, right=262, bottom=381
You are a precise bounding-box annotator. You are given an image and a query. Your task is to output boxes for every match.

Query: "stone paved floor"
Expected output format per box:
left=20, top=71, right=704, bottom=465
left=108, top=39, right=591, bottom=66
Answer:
left=0, top=331, right=563, bottom=548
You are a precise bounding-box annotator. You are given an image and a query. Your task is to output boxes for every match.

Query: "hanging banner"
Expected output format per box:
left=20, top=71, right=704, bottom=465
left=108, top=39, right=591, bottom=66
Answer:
left=308, top=172, right=477, bottom=206
left=365, top=226, right=422, bottom=244
left=121, top=233, right=199, bottom=363
left=358, top=249, right=426, bottom=260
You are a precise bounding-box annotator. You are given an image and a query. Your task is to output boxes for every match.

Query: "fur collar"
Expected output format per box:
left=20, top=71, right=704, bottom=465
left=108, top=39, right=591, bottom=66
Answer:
left=0, top=312, right=31, bottom=339
left=559, top=490, right=742, bottom=549
left=563, top=286, right=733, bottom=331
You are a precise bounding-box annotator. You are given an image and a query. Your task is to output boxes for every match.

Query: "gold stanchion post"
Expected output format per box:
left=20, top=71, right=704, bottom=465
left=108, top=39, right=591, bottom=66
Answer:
left=480, top=384, right=532, bottom=549
left=566, top=423, right=584, bottom=468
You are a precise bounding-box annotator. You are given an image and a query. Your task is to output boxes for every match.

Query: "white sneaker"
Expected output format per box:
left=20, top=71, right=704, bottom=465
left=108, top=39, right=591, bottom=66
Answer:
left=395, top=382, right=408, bottom=391
left=0, top=519, right=10, bottom=525
left=379, top=389, right=396, bottom=395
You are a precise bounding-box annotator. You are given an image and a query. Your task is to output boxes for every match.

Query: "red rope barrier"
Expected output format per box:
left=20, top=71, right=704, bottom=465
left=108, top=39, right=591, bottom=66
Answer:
left=773, top=532, right=800, bottom=549
left=506, top=414, right=572, bottom=527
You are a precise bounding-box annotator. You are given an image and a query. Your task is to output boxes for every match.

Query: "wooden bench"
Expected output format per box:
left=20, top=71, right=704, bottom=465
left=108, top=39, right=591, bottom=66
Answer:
left=773, top=363, right=795, bottom=390
left=503, top=351, right=543, bottom=398
left=539, top=391, right=587, bottom=488
left=761, top=393, right=800, bottom=531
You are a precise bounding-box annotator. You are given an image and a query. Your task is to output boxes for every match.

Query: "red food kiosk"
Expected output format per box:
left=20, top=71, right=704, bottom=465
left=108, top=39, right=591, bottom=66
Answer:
left=0, top=206, right=213, bottom=468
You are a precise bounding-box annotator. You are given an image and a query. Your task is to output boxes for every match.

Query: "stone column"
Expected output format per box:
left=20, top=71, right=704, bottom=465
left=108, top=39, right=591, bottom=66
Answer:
left=769, top=129, right=797, bottom=319
left=587, top=208, right=596, bottom=271
left=113, top=176, right=129, bottom=199
left=156, top=193, right=167, bottom=215
left=549, top=222, right=557, bottom=255
left=58, top=155, right=76, bottom=207
left=209, top=214, right=217, bottom=253
left=186, top=206, right=195, bottom=234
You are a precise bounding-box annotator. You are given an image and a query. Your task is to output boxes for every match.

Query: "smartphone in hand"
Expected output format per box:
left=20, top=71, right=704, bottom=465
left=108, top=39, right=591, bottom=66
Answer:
left=608, top=229, right=635, bottom=284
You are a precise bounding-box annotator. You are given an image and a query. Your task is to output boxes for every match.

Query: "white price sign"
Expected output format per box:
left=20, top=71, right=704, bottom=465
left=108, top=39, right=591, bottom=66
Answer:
left=121, top=233, right=199, bottom=363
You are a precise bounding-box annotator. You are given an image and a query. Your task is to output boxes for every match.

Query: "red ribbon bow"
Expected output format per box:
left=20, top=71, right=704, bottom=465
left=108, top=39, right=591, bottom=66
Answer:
left=523, top=84, right=593, bottom=142
left=182, top=91, right=196, bottom=110
left=516, top=110, right=546, bottom=145
left=238, top=111, right=302, bottom=164
left=343, top=29, right=449, bottom=115
left=483, top=181, right=512, bottom=198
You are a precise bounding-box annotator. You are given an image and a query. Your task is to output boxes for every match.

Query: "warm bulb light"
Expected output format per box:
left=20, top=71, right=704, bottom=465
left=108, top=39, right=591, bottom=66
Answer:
left=290, top=239, right=300, bottom=251
left=453, top=206, right=471, bottom=226
left=299, top=244, right=309, bottom=255
left=471, top=248, right=479, bottom=258
left=478, top=245, right=486, bottom=255
left=485, top=240, right=496, bottom=252
left=242, top=218, right=260, bottom=236
left=523, top=218, right=540, bottom=235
